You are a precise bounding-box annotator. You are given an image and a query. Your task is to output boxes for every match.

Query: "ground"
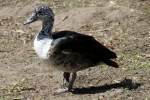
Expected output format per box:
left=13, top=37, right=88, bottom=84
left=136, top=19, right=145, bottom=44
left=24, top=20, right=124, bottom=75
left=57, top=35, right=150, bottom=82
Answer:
left=0, top=0, right=150, bottom=100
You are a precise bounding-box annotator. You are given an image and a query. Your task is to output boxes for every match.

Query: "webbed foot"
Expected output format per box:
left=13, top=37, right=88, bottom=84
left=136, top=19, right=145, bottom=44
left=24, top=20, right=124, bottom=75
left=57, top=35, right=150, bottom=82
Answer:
left=53, top=87, right=70, bottom=95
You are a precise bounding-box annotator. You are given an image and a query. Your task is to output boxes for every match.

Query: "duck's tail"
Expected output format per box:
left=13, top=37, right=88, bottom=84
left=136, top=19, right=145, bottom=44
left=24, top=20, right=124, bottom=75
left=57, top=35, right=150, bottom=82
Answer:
left=103, top=60, right=119, bottom=68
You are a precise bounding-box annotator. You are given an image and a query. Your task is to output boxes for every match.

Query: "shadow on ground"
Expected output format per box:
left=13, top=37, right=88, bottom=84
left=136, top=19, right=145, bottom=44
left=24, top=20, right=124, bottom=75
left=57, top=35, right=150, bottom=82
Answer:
left=72, top=78, right=141, bottom=94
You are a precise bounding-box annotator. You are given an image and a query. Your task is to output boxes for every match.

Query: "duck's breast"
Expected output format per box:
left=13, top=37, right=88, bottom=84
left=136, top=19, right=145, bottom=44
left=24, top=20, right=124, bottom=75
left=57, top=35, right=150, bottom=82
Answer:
left=34, top=37, right=53, bottom=59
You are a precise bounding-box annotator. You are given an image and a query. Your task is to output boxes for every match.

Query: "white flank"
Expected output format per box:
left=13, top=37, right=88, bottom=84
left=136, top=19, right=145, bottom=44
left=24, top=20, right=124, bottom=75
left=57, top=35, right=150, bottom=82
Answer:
left=34, top=36, right=53, bottom=59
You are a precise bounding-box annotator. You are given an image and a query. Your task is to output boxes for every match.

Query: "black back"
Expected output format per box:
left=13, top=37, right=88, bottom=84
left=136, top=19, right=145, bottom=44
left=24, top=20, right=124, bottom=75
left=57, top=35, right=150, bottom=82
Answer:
left=51, top=31, right=117, bottom=61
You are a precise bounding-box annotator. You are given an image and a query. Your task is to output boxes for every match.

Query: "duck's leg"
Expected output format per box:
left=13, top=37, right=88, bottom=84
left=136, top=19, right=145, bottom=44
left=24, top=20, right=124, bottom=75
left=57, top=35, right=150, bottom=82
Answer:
left=63, top=72, right=70, bottom=87
left=68, top=72, right=77, bottom=91
left=54, top=72, right=77, bottom=95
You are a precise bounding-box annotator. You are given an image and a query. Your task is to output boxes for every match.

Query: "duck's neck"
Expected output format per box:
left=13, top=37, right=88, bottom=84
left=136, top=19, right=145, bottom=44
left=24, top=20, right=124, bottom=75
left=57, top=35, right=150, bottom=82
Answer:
left=37, top=19, right=54, bottom=40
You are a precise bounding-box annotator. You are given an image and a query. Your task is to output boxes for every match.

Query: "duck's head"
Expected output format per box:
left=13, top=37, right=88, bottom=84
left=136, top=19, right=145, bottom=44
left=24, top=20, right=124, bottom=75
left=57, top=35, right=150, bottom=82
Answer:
left=24, top=5, right=54, bottom=25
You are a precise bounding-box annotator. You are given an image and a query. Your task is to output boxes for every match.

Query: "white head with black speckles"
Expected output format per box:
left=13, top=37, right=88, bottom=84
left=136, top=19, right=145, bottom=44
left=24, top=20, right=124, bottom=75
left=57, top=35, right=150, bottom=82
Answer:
left=24, top=5, right=54, bottom=25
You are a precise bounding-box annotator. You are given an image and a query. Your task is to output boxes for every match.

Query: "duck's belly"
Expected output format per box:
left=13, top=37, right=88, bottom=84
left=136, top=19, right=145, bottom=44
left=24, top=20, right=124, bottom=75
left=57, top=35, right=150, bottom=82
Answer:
left=44, top=52, right=99, bottom=72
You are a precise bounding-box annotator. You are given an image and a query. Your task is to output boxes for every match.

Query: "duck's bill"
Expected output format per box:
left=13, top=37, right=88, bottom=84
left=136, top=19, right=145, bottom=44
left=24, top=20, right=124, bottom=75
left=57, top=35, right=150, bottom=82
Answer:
left=24, top=13, right=37, bottom=25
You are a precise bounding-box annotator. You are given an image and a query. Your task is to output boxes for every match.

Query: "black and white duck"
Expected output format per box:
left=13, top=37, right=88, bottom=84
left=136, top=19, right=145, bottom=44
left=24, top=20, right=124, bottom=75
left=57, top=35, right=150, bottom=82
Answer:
left=24, top=5, right=119, bottom=94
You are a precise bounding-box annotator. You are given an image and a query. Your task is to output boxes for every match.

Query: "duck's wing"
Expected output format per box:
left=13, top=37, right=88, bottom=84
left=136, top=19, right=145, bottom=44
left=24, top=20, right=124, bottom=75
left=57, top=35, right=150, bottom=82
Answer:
left=51, top=31, right=117, bottom=60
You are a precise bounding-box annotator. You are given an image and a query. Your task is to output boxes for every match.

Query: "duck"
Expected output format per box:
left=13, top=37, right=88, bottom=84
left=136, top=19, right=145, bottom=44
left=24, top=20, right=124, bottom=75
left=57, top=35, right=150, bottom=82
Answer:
left=24, top=5, right=119, bottom=94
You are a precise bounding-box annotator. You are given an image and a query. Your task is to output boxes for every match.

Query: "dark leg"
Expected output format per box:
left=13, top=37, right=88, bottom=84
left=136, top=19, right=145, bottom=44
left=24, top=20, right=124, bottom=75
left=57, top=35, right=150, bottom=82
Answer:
left=68, top=72, right=77, bottom=91
left=63, top=72, right=70, bottom=83
left=62, top=72, right=70, bottom=87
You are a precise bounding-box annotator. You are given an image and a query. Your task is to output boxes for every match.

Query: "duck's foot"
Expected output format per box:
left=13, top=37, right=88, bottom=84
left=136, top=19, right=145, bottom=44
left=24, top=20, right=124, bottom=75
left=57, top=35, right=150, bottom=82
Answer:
left=53, top=87, right=71, bottom=95
left=53, top=72, right=76, bottom=95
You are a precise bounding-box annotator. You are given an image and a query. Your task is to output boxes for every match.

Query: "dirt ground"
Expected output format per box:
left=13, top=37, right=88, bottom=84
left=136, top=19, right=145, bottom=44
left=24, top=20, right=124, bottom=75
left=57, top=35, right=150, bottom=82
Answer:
left=0, top=0, right=150, bottom=100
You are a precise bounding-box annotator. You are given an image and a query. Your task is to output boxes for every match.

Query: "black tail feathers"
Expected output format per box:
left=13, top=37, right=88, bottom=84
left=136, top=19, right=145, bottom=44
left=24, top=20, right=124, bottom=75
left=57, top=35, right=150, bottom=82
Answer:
left=103, top=60, right=119, bottom=68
